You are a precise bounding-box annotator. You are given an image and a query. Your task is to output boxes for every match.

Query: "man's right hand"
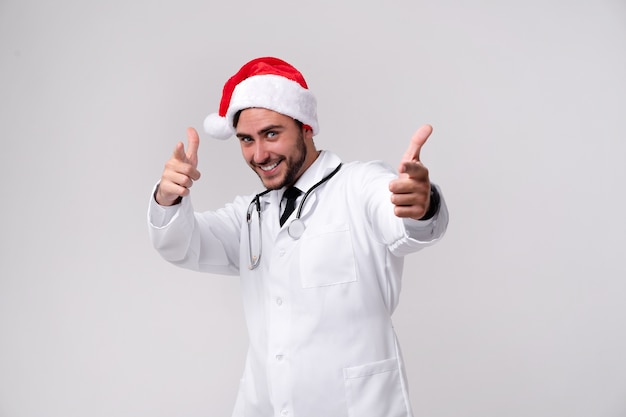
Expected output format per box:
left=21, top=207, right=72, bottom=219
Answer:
left=156, top=127, right=201, bottom=206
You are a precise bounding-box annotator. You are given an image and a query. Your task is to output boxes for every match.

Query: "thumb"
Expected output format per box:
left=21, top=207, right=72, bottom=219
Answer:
left=185, top=127, right=200, bottom=168
left=400, top=124, right=433, bottom=165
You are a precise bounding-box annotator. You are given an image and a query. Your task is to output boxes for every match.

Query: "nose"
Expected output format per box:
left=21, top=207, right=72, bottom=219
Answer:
left=253, top=141, right=270, bottom=164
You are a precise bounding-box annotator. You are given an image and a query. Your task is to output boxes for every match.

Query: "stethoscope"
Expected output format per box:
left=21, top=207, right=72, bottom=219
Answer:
left=246, top=163, right=343, bottom=270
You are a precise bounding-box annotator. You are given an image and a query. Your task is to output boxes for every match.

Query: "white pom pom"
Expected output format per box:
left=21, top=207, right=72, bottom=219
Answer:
left=204, top=113, right=234, bottom=140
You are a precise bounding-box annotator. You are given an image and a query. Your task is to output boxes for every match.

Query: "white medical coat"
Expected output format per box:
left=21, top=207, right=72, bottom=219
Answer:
left=148, top=151, right=449, bottom=417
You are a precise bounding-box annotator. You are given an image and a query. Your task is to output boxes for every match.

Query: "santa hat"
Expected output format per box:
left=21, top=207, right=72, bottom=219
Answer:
left=203, top=57, right=319, bottom=140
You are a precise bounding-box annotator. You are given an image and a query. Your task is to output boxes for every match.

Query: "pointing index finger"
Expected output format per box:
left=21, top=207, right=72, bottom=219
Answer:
left=401, top=124, right=433, bottom=163
left=172, top=141, right=186, bottom=161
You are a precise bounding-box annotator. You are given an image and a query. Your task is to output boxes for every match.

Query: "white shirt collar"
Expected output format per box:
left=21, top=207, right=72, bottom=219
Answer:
left=290, top=150, right=342, bottom=195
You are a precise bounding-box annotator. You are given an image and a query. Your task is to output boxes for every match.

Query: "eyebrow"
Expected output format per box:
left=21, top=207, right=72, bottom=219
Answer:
left=236, top=124, right=284, bottom=139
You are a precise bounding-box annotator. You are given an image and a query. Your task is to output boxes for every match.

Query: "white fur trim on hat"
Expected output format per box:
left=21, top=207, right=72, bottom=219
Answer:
left=204, top=74, right=318, bottom=140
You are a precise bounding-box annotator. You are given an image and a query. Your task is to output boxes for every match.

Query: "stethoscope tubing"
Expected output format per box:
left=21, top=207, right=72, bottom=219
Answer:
left=294, top=163, right=343, bottom=220
left=246, top=163, right=343, bottom=269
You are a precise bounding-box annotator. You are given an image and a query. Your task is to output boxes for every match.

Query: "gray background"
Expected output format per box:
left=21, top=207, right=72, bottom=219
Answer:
left=1, top=0, right=625, bottom=416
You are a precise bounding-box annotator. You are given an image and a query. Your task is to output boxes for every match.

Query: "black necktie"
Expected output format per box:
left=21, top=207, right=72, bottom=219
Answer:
left=280, top=187, right=301, bottom=226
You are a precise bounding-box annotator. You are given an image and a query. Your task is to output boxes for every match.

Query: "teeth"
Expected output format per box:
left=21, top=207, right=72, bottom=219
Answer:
left=260, top=162, right=279, bottom=171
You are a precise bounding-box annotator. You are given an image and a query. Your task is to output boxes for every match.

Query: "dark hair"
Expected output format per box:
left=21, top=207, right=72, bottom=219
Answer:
left=233, top=109, right=303, bottom=130
left=233, top=110, right=243, bottom=128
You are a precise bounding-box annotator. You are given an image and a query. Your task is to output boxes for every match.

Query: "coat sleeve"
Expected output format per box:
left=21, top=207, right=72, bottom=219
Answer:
left=147, top=185, right=248, bottom=275
left=357, top=161, right=449, bottom=257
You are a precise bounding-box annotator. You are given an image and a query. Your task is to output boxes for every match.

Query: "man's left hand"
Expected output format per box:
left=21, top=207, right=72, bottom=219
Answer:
left=389, top=124, right=433, bottom=220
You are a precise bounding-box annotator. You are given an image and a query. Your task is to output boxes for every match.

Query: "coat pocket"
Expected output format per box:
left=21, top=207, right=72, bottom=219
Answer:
left=343, top=358, right=409, bottom=417
left=299, top=223, right=357, bottom=288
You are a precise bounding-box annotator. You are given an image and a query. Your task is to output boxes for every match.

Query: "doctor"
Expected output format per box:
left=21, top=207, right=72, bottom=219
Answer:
left=148, top=57, right=448, bottom=417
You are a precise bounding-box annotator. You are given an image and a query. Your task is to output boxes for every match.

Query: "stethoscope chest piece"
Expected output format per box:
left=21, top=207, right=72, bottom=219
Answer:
left=246, top=163, right=342, bottom=268
left=288, top=219, right=306, bottom=240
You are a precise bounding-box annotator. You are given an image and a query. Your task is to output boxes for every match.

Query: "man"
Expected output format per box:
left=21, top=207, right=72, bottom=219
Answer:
left=148, top=57, right=448, bottom=417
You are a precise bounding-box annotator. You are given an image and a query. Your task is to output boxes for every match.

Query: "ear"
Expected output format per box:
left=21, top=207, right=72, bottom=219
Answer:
left=303, top=125, right=314, bottom=141
left=300, top=123, right=312, bottom=138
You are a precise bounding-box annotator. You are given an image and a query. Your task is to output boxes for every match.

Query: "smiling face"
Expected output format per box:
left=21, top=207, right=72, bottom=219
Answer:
left=235, top=108, right=319, bottom=190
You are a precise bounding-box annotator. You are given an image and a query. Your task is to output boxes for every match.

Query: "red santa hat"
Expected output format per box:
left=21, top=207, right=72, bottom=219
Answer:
left=203, top=57, right=319, bottom=140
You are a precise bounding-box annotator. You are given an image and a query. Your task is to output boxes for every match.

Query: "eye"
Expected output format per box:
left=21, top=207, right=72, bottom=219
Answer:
left=266, top=131, right=278, bottom=139
left=239, top=136, right=253, bottom=144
